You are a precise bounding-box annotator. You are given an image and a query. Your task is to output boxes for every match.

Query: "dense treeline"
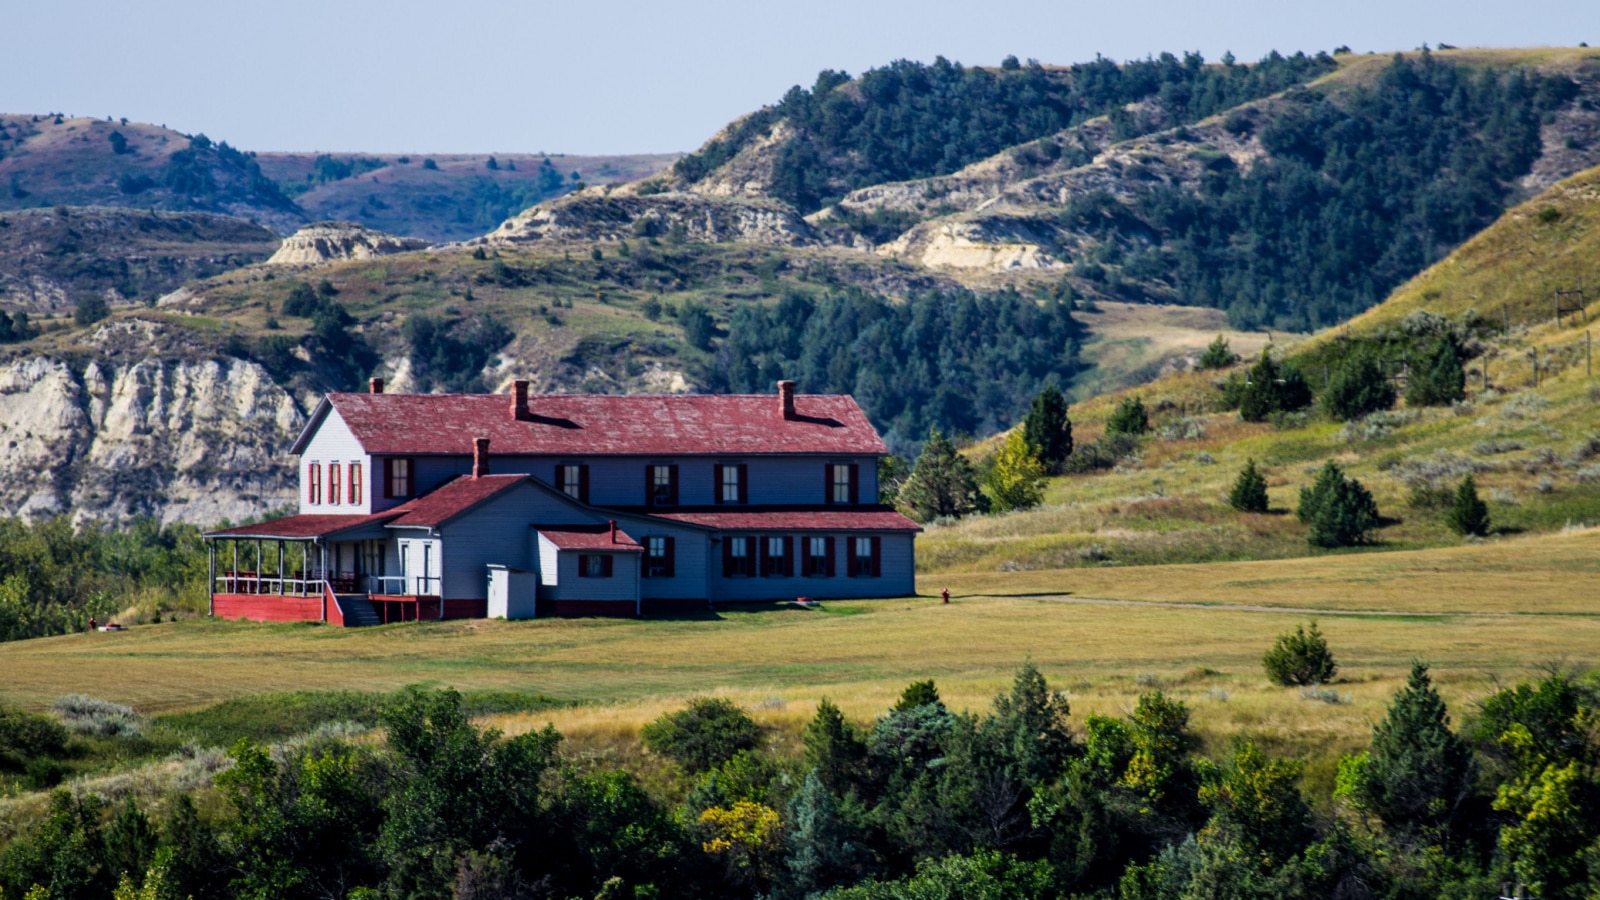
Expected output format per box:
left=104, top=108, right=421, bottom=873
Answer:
left=1102, top=53, right=1577, bottom=329
left=711, top=288, right=1083, bottom=452
left=4, top=664, right=1596, bottom=898
left=0, top=517, right=207, bottom=642
left=142, top=134, right=300, bottom=214
left=676, top=51, right=1336, bottom=212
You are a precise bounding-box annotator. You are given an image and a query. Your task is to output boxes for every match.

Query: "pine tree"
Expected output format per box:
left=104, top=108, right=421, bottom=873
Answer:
left=1198, top=334, right=1238, bottom=369
left=1106, top=395, right=1149, bottom=436
left=1347, top=661, right=1475, bottom=841
left=1228, top=459, right=1270, bottom=513
left=893, top=679, right=943, bottom=711
left=898, top=428, right=985, bottom=522
left=1297, top=461, right=1380, bottom=547
left=1262, top=621, right=1338, bottom=686
left=1238, top=350, right=1312, bottom=422
left=785, top=770, right=864, bottom=895
left=1405, top=337, right=1466, bottom=407
left=1322, top=354, right=1396, bottom=420
left=803, top=698, right=866, bottom=795
left=1022, top=385, right=1073, bottom=473
left=985, top=431, right=1048, bottom=512
left=1444, top=474, right=1490, bottom=537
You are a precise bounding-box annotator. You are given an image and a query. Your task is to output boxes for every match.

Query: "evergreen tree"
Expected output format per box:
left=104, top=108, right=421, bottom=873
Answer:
left=1228, top=459, right=1270, bottom=513
left=985, top=431, right=1048, bottom=513
left=1297, top=461, right=1380, bottom=547
left=1238, top=350, right=1312, bottom=422
left=1022, top=385, right=1074, bottom=473
left=1198, top=334, right=1238, bottom=369
left=104, top=796, right=158, bottom=886
left=1345, top=661, right=1475, bottom=842
left=1322, top=354, right=1396, bottom=420
left=1444, top=474, right=1490, bottom=537
left=1106, top=396, right=1149, bottom=436
left=1198, top=741, right=1313, bottom=866
left=785, top=770, right=864, bottom=896
left=898, top=428, right=985, bottom=522
left=1262, top=620, right=1338, bottom=686
left=803, top=698, right=867, bottom=796
left=893, top=680, right=943, bottom=711
left=74, top=294, right=111, bottom=327
left=1406, top=337, right=1467, bottom=407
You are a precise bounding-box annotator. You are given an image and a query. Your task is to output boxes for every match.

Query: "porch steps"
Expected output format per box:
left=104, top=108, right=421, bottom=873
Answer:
left=336, top=595, right=382, bottom=627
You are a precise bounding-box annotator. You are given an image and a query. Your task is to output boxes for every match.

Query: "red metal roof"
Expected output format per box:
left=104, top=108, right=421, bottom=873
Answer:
left=205, top=513, right=398, bottom=539
left=646, top=507, right=923, bottom=532
left=385, top=474, right=531, bottom=527
left=537, top=523, right=643, bottom=551
left=315, top=392, right=888, bottom=456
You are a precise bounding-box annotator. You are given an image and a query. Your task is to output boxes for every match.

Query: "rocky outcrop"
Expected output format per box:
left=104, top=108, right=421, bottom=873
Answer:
left=0, top=346, right=303, bottom=526
left=267, top=222, right=431, bottom=266
left=484, top=188, right=813, bottom=247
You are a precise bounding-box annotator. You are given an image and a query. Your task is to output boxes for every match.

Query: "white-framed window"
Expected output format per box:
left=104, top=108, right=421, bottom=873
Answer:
left=851, top=536, right=876, bottom=577
left=646, top=536, right=674, bottom=578
left=349, top=462, right=362, bottom=505
left=308, top=462, right=322, bottom=504
left=806, top=536, right=830, bottom=577
left=559, top=464, right=585, bottom=501
left=585, top=555, right=607, bottom=577
left=721, top=465, right=741, bottom=503
left=763, top=536, right=787, bottom=577
left=651, top=465, right=675, bottom=505
left=831, top=464, right=853, bottom=503
left=329, top=462, right=342, bottom=506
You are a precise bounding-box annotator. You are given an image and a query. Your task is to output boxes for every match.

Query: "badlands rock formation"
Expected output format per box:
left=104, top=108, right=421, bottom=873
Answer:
left=267, top=221, right=430, bottom=266
left=0, top=339, right=302, bottom=525
left=485, top=187, right=813, bottom=247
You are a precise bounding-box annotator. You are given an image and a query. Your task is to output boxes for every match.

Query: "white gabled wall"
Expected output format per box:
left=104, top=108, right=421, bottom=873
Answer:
left=298, top=407, right=372, bottom=514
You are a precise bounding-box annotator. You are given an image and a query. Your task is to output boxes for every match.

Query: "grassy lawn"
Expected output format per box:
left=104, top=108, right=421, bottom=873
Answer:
left=3, top=529, right=1595, bottom=786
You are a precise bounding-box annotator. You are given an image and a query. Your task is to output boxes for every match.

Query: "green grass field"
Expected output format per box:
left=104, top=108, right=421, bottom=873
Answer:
left=4, top=529, right=1595, bottom=789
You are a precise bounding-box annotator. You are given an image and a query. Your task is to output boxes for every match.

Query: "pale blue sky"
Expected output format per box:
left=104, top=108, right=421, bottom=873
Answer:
left=3, top=0, right=1596, bottom=155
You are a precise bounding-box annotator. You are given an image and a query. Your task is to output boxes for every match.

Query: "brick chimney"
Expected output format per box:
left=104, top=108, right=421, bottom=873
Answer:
left=778, top=380, right=796, bottom=419
left=368, top=377, right=384, bottom=394
left=510, top=379, right=531, bottom=421
left=609, top=519, right=618, bottom=543
left=472, top=437, right=490, bottom=478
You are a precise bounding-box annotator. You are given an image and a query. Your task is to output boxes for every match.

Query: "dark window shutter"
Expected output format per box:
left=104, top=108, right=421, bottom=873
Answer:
left=801, top=537, right=812, bottom=573
left=825, top=537, right=836, bottom=577
left=668, top=465, right=679, bottom=505
left=758, top=537, right=769, bottom=577
left=383, top=459, right=393, bottom=499
left=644, top=465, right=654, bottom=506
left=556, top=464, right=565, bottom=493
left=713, top=464, right=724, bottom=505
left=871, top=537, right=882, bottom=577
left=663, top=536, right=676, bottom=578
left=602, top=555, right=613, bottom=578
left=846, top=538, right=857, bottom=576
left=738, top=464, right=749, bottom=504
left=722, top=538, right=734, bottom=576
left=849, top=464, right=860, bottom=505
left=577, top=554, right=588, bottom=577
left=784, top=536, right=795, bottom=577
left=824, top=465, right=833, bottom=504
left=578, top=465, right=590, bottom=504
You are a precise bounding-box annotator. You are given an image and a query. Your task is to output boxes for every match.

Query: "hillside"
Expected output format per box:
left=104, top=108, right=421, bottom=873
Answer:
left=921, top=162, right=1600, bottom=574
left=0, top=113, right=676, bottom=242
left=0, top=206, right=280, bottom=314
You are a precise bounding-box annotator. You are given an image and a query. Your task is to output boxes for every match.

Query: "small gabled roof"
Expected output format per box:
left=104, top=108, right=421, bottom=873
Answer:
left=293, top=391, right=888, bottom=457
left=645, top=506, right=923, bottom=532
left=536, top=523, right=643, bottom=552
left=383, top=474, right=531, bottom=528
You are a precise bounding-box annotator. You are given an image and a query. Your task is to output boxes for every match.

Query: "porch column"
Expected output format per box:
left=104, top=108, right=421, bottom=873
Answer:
left=232, top=541, right=238, bottom=593
left=278, top=542, right=285, bottom=595
left=207, top=540, right=215, bottom=616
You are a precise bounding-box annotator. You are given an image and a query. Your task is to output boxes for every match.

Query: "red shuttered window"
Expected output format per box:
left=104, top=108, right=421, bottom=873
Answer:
left=329, top=463, right=342, bottom=506
left=349, top=463, right=362, bottom=505
left=308, top=462, right=322, bottom=505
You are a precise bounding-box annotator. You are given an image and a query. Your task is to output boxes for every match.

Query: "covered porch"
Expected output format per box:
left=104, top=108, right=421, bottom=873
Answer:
left=204, top=514, right=404, bottom=625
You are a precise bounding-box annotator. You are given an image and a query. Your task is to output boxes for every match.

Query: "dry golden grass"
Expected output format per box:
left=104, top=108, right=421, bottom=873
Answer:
left=2, top=530, right=1595, bottom=771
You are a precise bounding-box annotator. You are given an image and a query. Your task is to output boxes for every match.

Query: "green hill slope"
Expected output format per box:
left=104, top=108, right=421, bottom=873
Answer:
left=920, top=164, right=1600, bottom=573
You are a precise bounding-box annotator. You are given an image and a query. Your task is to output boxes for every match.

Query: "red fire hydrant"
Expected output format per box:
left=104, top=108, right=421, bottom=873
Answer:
left=941, top=589, right=950, bottom=604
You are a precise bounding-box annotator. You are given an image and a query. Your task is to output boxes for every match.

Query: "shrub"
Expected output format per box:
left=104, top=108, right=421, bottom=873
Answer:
left=1262, top=621, right=1337, bottom=686
left=678, top=302, right=716, bottom=351
left=1237, top=350, right=1313, bottom=421
left=281, top=282, right=322, bottom=318
left=984, top=431, right=1047, bottom=513
left=50, top=695, right=142, bottom=737
left=74, top=293, right=111, bottom=327
left=1106, top=395, right=1149, bottom=436
left=1228, top=459, right=1270, bottom=513
left=0, top=704, right=70, bottom=773
left=640, top=697, right=760, bottom=773
left=1198, top=333, right=1238, bottom=369
left=1406, top=337, right=1466, bottom=407
left=1297, top=461, right=1380, bottom=547
left=1445, top=474, right=1491, bottom=537
left=1322, top=354, right=1395, bottom=420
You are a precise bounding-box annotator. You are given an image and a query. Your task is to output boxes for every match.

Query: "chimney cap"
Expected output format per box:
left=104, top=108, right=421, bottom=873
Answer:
left=510, top=379, right=531, bottom=421
left=778, top=380, right=797, bottom=419
left=368, top=377, right=384, bottom=394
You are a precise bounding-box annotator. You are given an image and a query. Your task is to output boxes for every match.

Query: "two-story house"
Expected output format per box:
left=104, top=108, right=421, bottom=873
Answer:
left=205, top=380, right=921, bottom=623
